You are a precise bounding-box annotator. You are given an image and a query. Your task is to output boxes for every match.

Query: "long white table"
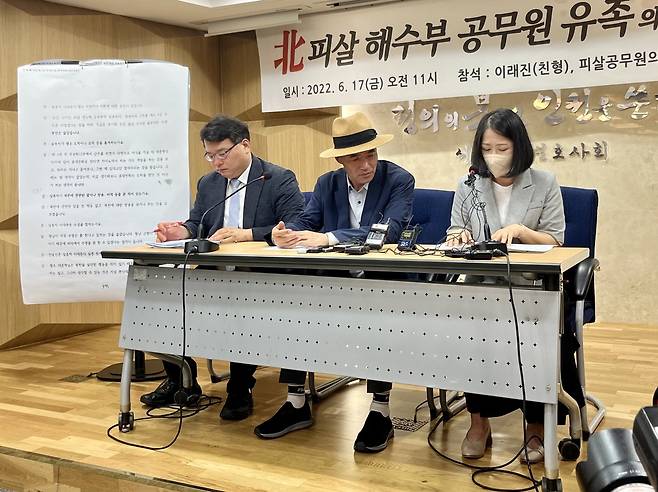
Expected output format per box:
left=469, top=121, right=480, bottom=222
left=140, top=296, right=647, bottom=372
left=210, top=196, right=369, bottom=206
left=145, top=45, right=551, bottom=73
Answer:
left=102, top=243, right=589, bottom=491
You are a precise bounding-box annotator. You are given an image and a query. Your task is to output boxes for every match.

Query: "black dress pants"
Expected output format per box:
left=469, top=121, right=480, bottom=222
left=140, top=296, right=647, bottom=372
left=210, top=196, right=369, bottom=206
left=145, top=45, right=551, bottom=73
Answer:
left=279, top=369, right=392, bottom=393
left=163, top=358, right=257, bottom=394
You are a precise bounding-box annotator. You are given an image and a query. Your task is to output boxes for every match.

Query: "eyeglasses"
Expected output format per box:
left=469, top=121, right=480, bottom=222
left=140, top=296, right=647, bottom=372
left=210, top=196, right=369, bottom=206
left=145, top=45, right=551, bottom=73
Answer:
left=204, top=141, right=240, bottom=162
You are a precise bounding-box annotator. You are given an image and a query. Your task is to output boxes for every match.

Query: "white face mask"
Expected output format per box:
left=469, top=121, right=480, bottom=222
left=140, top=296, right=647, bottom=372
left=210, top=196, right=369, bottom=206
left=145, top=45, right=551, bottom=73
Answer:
left=484, top=153, right=513, bottom=178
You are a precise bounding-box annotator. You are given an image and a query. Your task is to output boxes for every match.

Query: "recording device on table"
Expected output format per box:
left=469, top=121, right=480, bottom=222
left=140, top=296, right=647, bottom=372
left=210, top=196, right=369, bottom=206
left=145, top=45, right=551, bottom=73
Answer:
left=304, top=246, right=336, bottom=253
left=183, top=173, right=271, bottom=254
left=302, top=242, right=368, bottom=254
left=398, top=224, right=421, bottom=251
left=333, top=242, right=355, bottom=253
left=365, top=218, right=390, bottom=249
left=301, top=218, right=392, bottom=256
left=345, top=244, right=370, bottom=255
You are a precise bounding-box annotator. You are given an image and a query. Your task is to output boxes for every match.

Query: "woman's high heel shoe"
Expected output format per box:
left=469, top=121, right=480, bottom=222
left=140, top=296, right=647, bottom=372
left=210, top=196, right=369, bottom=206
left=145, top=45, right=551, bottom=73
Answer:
left=461, top=430, right=492, bottom=459
left=520, top=436, right=545, bottom=464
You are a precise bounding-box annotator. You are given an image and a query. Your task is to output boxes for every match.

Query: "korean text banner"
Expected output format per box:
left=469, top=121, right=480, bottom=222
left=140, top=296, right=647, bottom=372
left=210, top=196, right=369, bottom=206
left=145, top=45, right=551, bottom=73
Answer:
left=257, top=0, right=658, bottom=112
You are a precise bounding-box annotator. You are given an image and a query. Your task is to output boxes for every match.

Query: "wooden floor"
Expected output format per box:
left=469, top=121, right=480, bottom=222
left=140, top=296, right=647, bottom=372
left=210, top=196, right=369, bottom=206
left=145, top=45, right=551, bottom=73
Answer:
left=0, top=323, right=656, bottom=491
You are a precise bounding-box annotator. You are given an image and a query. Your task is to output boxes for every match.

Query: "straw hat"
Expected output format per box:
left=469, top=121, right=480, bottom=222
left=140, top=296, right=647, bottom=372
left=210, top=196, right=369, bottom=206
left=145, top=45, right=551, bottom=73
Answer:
left=319, top=112, right=394, bottom=158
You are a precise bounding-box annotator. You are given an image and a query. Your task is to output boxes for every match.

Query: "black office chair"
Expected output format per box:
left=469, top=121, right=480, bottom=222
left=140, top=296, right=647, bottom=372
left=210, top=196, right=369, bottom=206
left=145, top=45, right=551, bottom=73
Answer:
left=557, top=186, right=604, bottom=460
left=411, top=188, right=455, bottom=245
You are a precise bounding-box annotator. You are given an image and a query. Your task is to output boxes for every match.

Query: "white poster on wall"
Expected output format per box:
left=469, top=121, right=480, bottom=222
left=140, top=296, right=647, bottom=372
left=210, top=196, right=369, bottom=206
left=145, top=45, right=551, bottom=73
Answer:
left=18, top=60, right=190, bottom=304
left=257, top=0, right=658, bottom=111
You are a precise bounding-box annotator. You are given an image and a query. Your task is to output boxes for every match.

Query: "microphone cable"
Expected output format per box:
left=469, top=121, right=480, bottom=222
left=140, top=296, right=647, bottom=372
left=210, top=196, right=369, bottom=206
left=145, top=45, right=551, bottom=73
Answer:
left=425, top=251, right=541, bottom=492
left=106, top=250, right=222, bottom=450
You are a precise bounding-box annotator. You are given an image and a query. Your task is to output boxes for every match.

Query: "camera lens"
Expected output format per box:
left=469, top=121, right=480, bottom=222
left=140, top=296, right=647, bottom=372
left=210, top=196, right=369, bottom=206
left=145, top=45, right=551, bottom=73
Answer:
left=577, top=429, right=651, bottom=492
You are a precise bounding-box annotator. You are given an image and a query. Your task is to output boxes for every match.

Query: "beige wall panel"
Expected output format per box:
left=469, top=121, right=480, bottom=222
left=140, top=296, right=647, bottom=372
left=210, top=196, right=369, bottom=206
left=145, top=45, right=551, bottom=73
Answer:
left=37, top=300, right=122, bottom=325
left=217, top=32, right=337, bottom=191
left=0, top=112, right=17, bottom=223
left=0, top=231, right=40, bottom=343
left=219, top=32, right=261, bottom=120
left=41, top=12, right=115, bottom=61
left=0, top=1, right=42, bottom=99
left=187, top=120, right=210, bottom=203
left=165, top=36, right=221, bottom=117
left=0, top=229, right=120, bottom=348
left=0, top=0, right=222, bottom=348
left=0, top=323, right=113, bottom=350
left=347, top=84, right=658, bottom=324
left=248, top=117, right=336, bottom=192
left=114, top=18, right=166, bottom=60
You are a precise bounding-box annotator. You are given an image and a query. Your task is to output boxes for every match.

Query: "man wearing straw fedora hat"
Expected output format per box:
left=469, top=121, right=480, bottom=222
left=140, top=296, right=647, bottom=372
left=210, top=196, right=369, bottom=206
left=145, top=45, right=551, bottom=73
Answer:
left=254, top=111, right=414, bottom=453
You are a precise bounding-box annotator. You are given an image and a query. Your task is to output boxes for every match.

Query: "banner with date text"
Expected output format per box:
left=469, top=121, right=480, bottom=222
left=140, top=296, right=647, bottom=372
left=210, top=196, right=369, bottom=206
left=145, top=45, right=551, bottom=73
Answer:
left=257, top=0, right=658, bottom=111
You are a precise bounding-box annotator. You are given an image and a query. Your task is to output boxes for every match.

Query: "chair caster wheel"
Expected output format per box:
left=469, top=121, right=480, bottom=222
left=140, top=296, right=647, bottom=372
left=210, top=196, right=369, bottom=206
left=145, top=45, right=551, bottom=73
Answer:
left=118, top=411, right=134, bottom=433
left=558, top=437, right=581, bottom=461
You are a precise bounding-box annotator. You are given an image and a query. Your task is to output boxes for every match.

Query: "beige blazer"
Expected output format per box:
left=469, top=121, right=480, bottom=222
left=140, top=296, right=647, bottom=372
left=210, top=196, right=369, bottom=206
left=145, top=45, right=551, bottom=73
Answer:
left=447, top=168, right=565, bottom=245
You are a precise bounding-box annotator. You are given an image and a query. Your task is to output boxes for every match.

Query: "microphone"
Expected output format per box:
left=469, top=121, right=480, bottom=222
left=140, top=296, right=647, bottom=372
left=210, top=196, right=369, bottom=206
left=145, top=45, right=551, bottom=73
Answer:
left=183, top=173, right=271, bottom=254
left=461, top=165, right=507, bottom=259
left=464, top=165, right=479, bottom=186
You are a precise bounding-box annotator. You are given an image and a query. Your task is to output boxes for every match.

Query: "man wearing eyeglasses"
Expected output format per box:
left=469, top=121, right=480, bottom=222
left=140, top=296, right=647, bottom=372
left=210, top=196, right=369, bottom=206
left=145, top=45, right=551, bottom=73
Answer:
left=142, top=115, right=305, bottom=421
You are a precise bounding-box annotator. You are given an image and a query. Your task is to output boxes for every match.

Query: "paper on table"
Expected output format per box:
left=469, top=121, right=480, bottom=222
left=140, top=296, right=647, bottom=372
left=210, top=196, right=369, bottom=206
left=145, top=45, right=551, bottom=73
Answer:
left=428, top=242, right=554, bottom=253
left=146, top=239, right=193, bottom=248
left=506, top=244, right=554, bottom=253
left=428, top=242, right=469, bottom=251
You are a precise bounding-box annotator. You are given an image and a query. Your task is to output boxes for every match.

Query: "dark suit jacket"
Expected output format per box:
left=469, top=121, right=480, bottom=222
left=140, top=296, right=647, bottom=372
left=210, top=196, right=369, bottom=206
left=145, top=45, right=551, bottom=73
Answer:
left=184, top=155, right=305, bottom=241
left=288, top=160, right=414, bottom=243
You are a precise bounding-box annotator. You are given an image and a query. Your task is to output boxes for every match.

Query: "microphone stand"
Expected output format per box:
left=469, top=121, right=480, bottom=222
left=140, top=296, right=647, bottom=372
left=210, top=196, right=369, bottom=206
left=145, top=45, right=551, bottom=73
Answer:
left=184, top=175, right=266, bottom=254
left=467, top=179, right=507, bottom=258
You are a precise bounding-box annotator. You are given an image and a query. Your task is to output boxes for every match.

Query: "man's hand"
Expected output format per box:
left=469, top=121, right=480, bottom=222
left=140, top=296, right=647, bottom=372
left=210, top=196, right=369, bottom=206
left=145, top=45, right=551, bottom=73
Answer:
left=209, top=227, right=253, bottom=243
left=491, top=224, right=525, bottom=244
left=154, top=221, right=189, bottom=242
left=294, top=231, right=330, bottom=248
left=271, top=221, right=300, bottom=248
left=445, top=229, right=473, bottom=247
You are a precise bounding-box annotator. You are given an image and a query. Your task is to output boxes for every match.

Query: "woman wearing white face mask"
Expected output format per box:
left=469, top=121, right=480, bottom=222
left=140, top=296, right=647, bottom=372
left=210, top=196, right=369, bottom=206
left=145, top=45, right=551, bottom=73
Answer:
left=446, top=108, right=566, bottom=463
left=447, top=108, right=565, bottom=248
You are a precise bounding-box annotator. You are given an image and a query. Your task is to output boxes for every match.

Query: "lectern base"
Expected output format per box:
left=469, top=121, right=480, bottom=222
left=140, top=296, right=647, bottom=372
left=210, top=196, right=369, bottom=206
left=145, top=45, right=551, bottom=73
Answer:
left=97, top=351, right=166, bottom=382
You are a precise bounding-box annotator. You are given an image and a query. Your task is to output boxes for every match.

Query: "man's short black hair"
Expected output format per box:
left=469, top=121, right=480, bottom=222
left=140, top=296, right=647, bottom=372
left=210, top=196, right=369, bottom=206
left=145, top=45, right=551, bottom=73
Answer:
left=471, top=108, right=534, bottom=178
left=200, top=115, right=250, bottom=144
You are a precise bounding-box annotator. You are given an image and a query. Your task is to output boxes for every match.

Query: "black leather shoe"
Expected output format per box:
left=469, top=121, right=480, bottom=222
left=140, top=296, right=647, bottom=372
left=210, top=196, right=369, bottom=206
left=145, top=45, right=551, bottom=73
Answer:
left=220, top=391, right=254, bottom=421
left=353, top=411, right=394, bottom=453
left=254, top=401, right=313, bottom=439
left=139, top=378, right=201, bottom=408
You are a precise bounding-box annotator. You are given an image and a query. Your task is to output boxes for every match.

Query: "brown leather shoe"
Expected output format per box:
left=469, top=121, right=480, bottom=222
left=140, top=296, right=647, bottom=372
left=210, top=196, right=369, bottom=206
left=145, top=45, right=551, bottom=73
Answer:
left=461, top=429, right=492, bottom=459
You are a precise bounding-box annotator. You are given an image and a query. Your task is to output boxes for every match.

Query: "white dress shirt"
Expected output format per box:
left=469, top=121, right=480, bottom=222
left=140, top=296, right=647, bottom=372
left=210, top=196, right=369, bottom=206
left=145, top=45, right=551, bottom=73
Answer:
left=326, top=175, right=369, bottom=245
left=492, top=180, right=513, bottom=225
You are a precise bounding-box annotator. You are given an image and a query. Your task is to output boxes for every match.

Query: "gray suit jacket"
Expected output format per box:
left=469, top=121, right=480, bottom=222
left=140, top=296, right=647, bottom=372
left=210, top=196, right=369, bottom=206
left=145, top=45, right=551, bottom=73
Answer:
left=447, top=168, right=565, bottom=245
left=184, top=155, right=305, bottom=241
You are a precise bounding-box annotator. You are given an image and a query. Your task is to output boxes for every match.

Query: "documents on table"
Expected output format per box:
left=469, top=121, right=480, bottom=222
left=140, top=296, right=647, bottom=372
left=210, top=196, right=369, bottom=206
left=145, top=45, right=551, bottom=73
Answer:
left=146, top=239, right=193, bottom=248
left=428, top=243, right=554, bottom=253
